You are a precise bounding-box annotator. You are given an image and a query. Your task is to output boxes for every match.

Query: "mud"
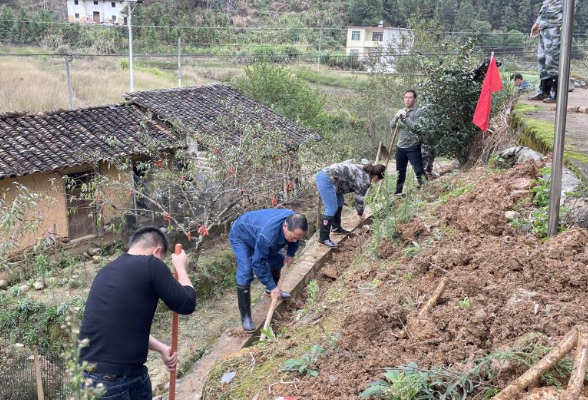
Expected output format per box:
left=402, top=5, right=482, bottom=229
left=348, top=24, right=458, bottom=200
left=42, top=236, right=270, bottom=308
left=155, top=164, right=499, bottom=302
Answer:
left=290, top=163, right=588, bottom=398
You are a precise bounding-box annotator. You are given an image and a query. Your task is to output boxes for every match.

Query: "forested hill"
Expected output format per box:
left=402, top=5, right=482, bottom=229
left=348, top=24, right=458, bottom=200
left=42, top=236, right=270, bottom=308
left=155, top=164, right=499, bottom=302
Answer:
left=1, top=0, right=588, bottom=53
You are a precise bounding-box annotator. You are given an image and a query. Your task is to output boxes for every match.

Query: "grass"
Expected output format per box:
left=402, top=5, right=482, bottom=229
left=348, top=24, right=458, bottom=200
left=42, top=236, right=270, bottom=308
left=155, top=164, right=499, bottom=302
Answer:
left=292, top=66, right=367, bottom=91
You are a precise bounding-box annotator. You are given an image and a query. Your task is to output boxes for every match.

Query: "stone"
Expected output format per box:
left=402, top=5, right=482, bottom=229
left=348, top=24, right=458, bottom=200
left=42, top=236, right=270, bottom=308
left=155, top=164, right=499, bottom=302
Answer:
left=87, top=247, right=102, bottom=256
left=19, top=284, right=29, bottom=293
left=516, top=147, right=544, bottom=165
left=473, top=309, right=488, bottom=322
left=14, top=343, right=24, bottom=348
left=505, top=211, right=521, bottom=220
left=92, top=255, right=101, bottom=264
left=33, top=281, right=44, bottom=290
left=0, top=280, right=7, bottom=290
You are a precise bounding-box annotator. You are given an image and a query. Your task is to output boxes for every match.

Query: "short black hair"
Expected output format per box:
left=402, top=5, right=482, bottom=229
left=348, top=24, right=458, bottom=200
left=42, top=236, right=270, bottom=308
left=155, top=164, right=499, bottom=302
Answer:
left=130, top=226, right=169, bottom=254
left=512, top=73, right=523, bottom=80
left=404, top=89, right=417, bottom=99
left=285, top=213, right=308, bottom=232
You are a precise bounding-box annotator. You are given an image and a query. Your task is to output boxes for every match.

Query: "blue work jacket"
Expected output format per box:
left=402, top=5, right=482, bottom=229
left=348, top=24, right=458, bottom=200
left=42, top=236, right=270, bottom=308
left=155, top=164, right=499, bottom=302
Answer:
left=230, top=209, right=301, bottom=290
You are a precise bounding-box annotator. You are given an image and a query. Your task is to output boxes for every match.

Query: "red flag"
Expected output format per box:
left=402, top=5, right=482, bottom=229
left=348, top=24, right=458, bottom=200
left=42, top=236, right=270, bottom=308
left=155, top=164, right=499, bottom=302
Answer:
left=472, top=54, right=503, bottom=132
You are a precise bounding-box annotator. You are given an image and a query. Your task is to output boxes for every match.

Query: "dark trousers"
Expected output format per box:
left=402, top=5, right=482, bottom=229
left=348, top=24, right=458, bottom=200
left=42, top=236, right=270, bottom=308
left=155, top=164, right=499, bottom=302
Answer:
left=83, top=371, right=152, bottom=400
left=395, top=144, right=426, bottom=194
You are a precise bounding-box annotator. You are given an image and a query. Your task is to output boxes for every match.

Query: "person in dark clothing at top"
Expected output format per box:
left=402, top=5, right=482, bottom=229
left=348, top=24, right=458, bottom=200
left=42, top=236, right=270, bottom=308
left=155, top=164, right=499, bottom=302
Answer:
left=390, top=89, right=427, bottom=196
left=79, top=226, right=196, bottom=400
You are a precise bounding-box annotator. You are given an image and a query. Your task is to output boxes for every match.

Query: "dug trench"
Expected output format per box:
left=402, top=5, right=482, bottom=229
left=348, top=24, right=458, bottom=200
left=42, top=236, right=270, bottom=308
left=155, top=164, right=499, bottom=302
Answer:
left=202, top=162, right=588, bottom=399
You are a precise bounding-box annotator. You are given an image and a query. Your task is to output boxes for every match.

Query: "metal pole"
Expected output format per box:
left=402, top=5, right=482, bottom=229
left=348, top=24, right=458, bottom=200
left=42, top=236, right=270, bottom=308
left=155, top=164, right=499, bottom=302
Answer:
left=65, top=56, right=74, bottom=110
left=127, top=1, right=134, bottom=93
left=547, top=0, right=575, bottom=237
left=317, top=24, right=323, bottom=70
left=178, top=37, right=182, bottom=88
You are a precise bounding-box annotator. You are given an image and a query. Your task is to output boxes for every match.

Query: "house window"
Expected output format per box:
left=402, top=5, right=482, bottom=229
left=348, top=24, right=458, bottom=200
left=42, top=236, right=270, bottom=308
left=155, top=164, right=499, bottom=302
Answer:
left=75, top=13, right=80, bottom=18
left=74, top=0, right=79, bottom=4
left=111, top=1, right=115, bottom=6
left=369, top=48, right=379, bottom=57
left=112, top=15, right=116, bottom=21
left=349, top=49, right=359, bottom=55
left=123, top=16, right=127, bottom=24
left=372, top=32, right=383, bottom=41
left=351, top=31, right=360, bottom=41
left=94, top=1, right=98, bottom=4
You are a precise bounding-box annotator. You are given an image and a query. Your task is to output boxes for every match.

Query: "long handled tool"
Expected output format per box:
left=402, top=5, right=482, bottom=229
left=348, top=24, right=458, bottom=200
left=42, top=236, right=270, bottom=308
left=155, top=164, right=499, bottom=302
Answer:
left=374, top=125, right=399, bottom=199
left=169, top=243, right=182, bottom=400
left=260, top=274, right=284, bottom=341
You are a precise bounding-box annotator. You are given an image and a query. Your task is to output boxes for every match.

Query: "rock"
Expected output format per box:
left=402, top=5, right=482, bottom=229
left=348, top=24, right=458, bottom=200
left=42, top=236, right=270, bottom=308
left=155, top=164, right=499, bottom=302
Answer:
left=33, top=281, right=44, bottom=290
left=19, top=284, right=29, bottom=293
left=580, top=106, right=588, bottom=114
left=221, top=371, right=236, bottom=384
left=505, top=211, right=521, bottom=220
left=516, top=147, right=544, bottom=165
left=473, top=309, right=488, bottom=322
left=0, top=280, right=7, bottom=290
left=152, top=397, right=163, bottom=400
left=92, top=255, right=101, bottom=264
left=14, top=343, right=24, bottom=348
left=87, top=247, right=102, bottom=256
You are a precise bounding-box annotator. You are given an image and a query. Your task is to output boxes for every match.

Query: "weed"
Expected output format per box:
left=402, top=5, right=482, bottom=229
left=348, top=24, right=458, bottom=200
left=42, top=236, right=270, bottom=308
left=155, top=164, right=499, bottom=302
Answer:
left=402, top=241, right=422, bottom=259
left=440, top=182, right=474, bottom=205
left=458, top=297, right=471, bottom=308
left=281, top=344, right=325, bottom=377
left=307, top=279, right=320, bottom=304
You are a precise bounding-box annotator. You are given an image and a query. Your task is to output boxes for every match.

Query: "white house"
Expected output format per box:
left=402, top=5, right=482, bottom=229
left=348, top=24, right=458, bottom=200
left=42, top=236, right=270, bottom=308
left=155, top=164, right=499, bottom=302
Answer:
left=346, top=23, right=412, bottom=67
left=67, top=0, right=126, bottom=24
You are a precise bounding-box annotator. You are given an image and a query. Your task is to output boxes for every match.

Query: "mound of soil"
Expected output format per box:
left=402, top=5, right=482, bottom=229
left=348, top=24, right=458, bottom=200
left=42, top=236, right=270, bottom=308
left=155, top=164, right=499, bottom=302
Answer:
left=291, top=163, right=588, bottom=398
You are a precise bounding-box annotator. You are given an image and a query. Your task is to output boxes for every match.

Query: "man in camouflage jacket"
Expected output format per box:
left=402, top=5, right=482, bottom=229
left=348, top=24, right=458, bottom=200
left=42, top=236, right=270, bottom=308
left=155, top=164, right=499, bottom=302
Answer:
left=528, top=0, right=577, bottom=103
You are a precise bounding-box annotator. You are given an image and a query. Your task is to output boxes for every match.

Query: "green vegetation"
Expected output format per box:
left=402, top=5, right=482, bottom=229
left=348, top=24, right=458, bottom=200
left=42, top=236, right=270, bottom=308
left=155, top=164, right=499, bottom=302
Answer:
left=361, top=333, right=577, bottom=399
left=280, top=344, right=326, bottom=377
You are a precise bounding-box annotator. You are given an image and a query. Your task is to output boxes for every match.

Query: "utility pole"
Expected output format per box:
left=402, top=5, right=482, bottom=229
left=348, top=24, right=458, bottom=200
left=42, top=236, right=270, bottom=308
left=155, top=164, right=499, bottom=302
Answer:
left=64, top=55, right=74, bottom=110
left=317, top=22, right=323, bottom=70
left=178, top=37, right=182, bottom=88
left=126, top=0, right=138, bottom=93
left=547, top=0, right=575, bottom=237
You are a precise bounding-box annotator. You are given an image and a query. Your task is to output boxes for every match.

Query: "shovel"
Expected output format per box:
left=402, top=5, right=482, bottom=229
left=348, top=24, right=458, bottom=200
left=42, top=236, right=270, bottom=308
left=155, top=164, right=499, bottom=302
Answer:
left=169, top=243, right=182, bottom=400
left=260, top=272, right=285, bottom=341
left=374, top=126, right=399, bottom=199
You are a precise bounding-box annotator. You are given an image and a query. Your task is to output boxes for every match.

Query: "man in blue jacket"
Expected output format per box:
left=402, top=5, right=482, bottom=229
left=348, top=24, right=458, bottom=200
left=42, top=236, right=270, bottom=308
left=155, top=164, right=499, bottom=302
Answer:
left=229, top=209, right=308, bottom=332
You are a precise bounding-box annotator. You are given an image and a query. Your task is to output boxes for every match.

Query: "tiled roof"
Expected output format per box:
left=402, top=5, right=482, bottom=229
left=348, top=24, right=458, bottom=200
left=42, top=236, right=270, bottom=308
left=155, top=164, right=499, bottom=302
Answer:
left=0, top=105, right=180, bottom=180
left=125, top=84, right=317, bottom=148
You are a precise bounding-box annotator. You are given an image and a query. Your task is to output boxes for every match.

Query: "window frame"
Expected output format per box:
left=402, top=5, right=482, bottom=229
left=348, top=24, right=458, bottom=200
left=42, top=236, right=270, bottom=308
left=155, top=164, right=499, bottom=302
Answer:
left=351, top=31, right=360, bottom=41
left=372, top=32, right=383, bottom=42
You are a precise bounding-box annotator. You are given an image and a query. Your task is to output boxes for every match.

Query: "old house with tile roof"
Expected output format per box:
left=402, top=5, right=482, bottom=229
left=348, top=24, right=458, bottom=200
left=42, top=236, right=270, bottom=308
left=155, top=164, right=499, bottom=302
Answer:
left=0, top=84, right=316, bottom=252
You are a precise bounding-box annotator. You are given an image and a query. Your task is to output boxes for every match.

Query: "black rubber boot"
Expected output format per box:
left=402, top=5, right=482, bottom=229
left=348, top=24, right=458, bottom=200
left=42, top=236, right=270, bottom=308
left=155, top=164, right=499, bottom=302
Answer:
left=264, top=268, right=291, bottom=300
left=528, top=79, right=549, bottom=101
left=543, top=76, right=558, bottom=103
left=319, top=216, right=338, bottom=248
left=237, top=285, right=255, bottom=333
left=331, top=207, right=351, bottom=235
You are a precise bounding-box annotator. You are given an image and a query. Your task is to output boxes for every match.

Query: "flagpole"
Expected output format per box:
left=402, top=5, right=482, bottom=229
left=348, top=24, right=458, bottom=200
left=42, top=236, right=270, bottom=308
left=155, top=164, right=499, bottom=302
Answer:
left=547, top=0, right=575, bottom=237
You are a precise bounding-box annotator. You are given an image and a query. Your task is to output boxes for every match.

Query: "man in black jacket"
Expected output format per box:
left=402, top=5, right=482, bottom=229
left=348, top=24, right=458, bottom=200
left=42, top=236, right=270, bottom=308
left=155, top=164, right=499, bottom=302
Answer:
left=79, top=226, right=196, bottom=400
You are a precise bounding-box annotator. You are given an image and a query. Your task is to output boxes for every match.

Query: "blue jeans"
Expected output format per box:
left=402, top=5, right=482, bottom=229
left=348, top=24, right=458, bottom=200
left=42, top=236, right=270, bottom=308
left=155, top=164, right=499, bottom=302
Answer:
left=315, top=170, right=344, bottom=217
left=229, top=235, right=285, bottom=287
left=83, top=372, right=152, bottom=400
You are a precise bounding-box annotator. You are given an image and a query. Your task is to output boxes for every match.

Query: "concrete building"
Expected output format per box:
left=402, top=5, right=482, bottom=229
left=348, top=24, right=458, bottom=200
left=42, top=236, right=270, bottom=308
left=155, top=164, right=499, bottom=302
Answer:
left=66, top=0, right=126, bottom=24
left=346, top=24, right=412, bottom=65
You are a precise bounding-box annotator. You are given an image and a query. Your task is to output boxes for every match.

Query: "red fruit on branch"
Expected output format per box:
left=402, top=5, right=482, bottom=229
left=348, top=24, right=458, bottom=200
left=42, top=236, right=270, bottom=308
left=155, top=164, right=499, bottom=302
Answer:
left=272, top=197, right=278, bottom=207
left=180, top=176, right=186, bottom=181
left=186, top=232, right=192, bottom=241
left=213, top=148, right=220, bottom=154
left=155, top=160, right=163, bottom=167
left=274, top=155, right=280, bottom=161
left=228, top=166, right=236, bottom=175
left=198, top=225, right=209, bottom=236
left=287, top=181, right=294, bottom=192
left=163, top=213, right=171, bottom=222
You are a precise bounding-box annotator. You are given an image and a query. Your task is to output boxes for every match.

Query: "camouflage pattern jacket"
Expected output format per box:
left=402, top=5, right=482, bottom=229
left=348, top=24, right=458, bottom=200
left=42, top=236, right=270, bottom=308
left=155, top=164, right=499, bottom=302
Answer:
left=536, top=0, right=578, bottom=29
left=322, top=163, right=372, bottom=216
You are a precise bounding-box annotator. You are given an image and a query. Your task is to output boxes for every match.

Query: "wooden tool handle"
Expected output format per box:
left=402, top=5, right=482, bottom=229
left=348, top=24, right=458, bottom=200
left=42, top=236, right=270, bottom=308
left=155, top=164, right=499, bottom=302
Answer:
left=260, top=276, right=284, bottom=341
left=169, top=244, right=182, bottom=400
